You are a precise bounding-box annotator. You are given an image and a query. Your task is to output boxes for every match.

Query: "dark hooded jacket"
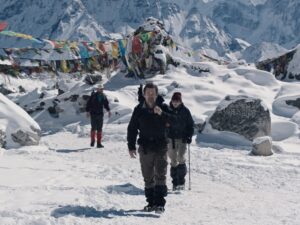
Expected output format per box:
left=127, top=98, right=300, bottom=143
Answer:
left=167, top=103, right=194, bottom=142
left=127, top=98, right=177, bottom=152
left=86, top=91, right=110, bottom=115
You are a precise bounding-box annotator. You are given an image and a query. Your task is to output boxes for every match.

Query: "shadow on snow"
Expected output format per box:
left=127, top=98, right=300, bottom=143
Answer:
left=105, top=183, right=144, bottom=196
left=55, top=148, right=91, bottom=153
left=51, top=205, right=160, bottom=218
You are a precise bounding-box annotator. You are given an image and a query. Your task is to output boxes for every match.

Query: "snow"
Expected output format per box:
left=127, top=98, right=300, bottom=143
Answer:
left=0, top=59, right=12, bottom=65
left=1, top=130, right=299, bottom=224
left=272, top=95, right=300, bottom=118
left=253, top=136, right=272, bottom=145
left=287, top=46, right=300, bottom=76
left=271, top=121, right=298, bottom=141
left=0, top=93, right=40, bottom=148
left=234, top=66, right=279, bottom=87
left=216, top=95, right=255, bottom=111
left=0, top=56, right=300, bottom=224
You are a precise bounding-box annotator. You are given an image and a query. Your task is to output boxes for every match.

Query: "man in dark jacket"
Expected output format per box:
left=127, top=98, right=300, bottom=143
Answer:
left=127, top=82, right=176, bottom=213
left=86, top=84, right=111, bottom=148
left=167, top=92, right=194, bottom=191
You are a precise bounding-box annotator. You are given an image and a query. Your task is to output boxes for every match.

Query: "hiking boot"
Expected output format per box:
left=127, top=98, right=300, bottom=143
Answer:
left=176, top=185, right=185, bottom=191
left=97, top=143, right=104, bottom=148
left=143, top=204, right=156, bottom=212
left=90, top=141, right=95, bottom=147
left=155, top=206, right=165, bottom=214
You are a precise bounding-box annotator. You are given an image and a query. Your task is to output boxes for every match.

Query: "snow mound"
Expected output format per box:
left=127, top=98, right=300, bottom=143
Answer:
left=234, top=67, right=278, bottom=86
left=0, top=93, right=41, bottom=149
left=272, top=95, right=300, bottom=118
left=271, top=121, right=298, bottom=141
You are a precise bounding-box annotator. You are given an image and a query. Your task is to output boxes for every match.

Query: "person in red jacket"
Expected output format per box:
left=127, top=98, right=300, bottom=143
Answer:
left=86, top=84, right=111, bottom=148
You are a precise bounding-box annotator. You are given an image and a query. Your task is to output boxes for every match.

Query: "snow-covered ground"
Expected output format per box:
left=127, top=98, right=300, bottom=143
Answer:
left=1, top=127, right=299, bottom=225
left=1, top=61, right=300, bottom=224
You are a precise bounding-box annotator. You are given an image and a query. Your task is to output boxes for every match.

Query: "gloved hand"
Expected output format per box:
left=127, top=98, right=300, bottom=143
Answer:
left=186, top=137, right=192, bottom=144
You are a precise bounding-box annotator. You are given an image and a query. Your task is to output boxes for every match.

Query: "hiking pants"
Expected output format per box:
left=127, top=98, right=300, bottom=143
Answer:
left=167, top=138, right=187, bottom=167
left=138, top=146, right=168, bottom=188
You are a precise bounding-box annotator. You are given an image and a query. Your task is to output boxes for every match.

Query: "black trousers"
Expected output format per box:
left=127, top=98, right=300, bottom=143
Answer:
left=90, top=114, right=104, bottom=131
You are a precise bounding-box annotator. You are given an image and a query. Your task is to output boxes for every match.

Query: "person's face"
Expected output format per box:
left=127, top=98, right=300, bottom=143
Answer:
left=171, top=100, right=181, bottom=108
left=144, top=87, right=157, bottom=106
left=97, top=88, right=103, bottom=93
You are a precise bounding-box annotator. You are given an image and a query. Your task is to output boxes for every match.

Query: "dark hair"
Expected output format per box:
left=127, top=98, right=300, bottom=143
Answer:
left=143, top=83, right=158, bottom=94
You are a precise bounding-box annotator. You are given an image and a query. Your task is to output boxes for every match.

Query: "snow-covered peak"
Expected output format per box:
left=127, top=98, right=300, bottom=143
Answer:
left=242, top=42, right=288, bottom=63
left=1, top=0, right=299, bottom=59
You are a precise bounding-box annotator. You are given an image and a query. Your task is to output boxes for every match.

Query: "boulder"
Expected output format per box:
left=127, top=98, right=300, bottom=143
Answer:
left=18, top=85, right=26, bottom=93
left=286, top=98, right=300, bottom=110
left=0, top=84, right=14, bottom=95
left=84, top=74, right=102, bottom=85
left=208, top=95, right=271, bottom=141
left=11, top=126, right=41, bottom=146
left=251, top=136, right=273, bottom=156
left=0, top=129, right=6, bottom=148
left=0, top=93, right=41, bottom=149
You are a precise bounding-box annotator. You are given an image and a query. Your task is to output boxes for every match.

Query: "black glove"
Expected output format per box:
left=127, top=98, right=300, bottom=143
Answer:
left=186, top=137, right=192, bottom=144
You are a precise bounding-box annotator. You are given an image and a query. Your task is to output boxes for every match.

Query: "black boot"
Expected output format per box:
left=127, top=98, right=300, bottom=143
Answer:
left=177, top=163, right=187, bottom=188
left=153, top=185, right=167, bottom=213
left=90, top=141, right=95, bottom=147
left=97, top=142, right=104, bottom=148
left=144, top=187, right=155, bottom=212
left=170, top=166, right=178, bottom=191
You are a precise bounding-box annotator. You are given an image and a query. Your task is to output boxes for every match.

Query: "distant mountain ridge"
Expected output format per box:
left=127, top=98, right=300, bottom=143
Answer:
left=0, top=0, right=299, bottom=59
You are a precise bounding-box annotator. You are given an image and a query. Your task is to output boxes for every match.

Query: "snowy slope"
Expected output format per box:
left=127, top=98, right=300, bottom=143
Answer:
left=1, top=57, right=300, bottom=224
left=1, top=130, right=299, bottom=225
left=241, top=42, right=288, bottom=63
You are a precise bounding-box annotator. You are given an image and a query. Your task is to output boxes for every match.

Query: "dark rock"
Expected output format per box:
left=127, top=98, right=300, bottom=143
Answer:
left=18, top=85, right=26, bottom=93
left=39, top=92, right=45, bottom=99
left=295, top=74, right=300, bottom=80
left=82, top=95, right=90, bottom=101
left=286, top=98, right=300, bottom=110
left=11, top=126, right=41, bottom=146
left=58, top=89, right=64, bottom=96
left=0, top=130, right=6, bottom=148
left=70, top=95, right=79, bottom=102
left=84, top=74, right=102, bottom=85
left=26, top=109, right=35, bottom=114
left=35, top=106, right=44, bottom=111
left=53, top=99, right=60, bottom=106
left=0, top=84, right=13, bottom=95
left=48, top=106, right=59, bottom=118
left=288, top=73, right=295, bottom=79
left=195, top=121, right=206, bottom=133
left=208, top=95, right=271, bottom=141
left=170, top=81, right=179, bottom=88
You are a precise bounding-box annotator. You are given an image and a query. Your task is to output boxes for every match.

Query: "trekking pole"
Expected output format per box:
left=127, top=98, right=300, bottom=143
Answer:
left=188, top=144, right=191, bottom=190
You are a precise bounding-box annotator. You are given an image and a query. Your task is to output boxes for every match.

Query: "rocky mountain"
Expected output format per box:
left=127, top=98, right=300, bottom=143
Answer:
left=0, top=0, right=299, bottom=59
